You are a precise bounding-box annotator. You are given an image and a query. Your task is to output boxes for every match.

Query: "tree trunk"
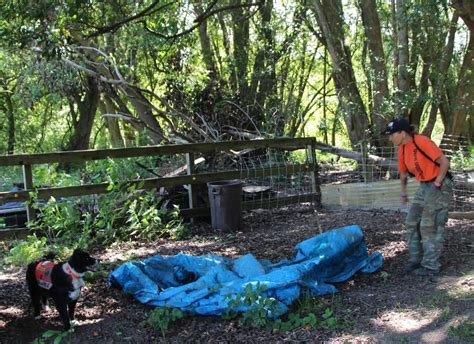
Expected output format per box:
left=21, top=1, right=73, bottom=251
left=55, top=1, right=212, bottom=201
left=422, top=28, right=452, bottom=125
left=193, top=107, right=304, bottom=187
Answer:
left=194, top=2, right=218, bottom=80
left=422, top=13, right=459, bottom=137
left=396, top=0, right=410, bottom=101
left=358, top=0, right=390, bottom=150
left=66, top=76, right=100, bottom=151
left=448, top=0, right=474, bottom=144
left=4, top=92, right=15, bottom=154
left=68, top=31, right=165, bottom=145
left=310, top=0, right=369, bottom=147
left=120, top=85, right=165, bottom=144
left=231, top=0, right=250, bottom=104
left=447, top=31, right=474, bottom=143
left=253, top=0, right=277, bottom=119
left=99, top=97, right=125, bottom=148
left=391, top=0, right=399, bottom=90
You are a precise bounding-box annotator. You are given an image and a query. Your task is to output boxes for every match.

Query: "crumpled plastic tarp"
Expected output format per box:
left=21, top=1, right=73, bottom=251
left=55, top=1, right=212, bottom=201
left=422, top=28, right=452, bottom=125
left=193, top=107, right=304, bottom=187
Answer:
left=109, top=225, right=383, bottom=316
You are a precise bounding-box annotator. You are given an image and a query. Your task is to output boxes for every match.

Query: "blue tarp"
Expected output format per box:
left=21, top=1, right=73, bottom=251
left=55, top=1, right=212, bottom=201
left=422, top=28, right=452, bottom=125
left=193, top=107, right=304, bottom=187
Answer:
left=109, top=225, right=383, bottom=316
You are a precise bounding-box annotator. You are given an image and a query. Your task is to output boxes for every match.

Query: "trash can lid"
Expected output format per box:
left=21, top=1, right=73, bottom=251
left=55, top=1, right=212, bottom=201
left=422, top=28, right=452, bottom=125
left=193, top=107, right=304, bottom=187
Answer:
left=207, top=179, right=242, bottom=187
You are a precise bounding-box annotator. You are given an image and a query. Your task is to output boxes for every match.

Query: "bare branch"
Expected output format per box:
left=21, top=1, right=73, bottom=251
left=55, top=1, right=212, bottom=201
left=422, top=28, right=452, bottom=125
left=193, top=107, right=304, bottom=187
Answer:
left=85, top=1, right=174, bottom=39
left=144, top=1, right=263, bottom=40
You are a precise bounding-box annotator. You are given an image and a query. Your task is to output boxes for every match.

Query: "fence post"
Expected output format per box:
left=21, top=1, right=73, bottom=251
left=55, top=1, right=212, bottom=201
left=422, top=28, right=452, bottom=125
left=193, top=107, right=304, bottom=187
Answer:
left=360, top=139, right=372, bottom=183
left=22, top=164, right=36, bottom=223
left=307, top=139, right=322, bottom=233
left=307, top=139, right=321, bottom=207
left=186, top=153, right=197, bottom=212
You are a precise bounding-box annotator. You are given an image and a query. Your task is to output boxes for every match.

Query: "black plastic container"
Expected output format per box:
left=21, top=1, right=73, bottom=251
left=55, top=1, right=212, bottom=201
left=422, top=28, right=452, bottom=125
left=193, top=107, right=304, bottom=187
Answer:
left=207, top=180, right=243, bottom=232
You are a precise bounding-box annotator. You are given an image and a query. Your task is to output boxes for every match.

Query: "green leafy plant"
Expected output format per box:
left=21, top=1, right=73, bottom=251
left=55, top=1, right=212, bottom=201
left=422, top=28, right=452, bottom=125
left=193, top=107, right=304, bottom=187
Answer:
left=274, top=291, right=352, bottom=332
left=28, top=192, right=85, bottom=245
left=224, top=282, right=283, bottom=328
left=450, top=146, right=473, bottom=170
left=448, top=320, right=474, bottom=342
left=33, top=329, right=71, bottom=344
left=320, top=306, right=338, bottom=328
left=380, top=270, right=389, bottom=282
left=93, top=181, right=189, bottom=245
left=144, top=306, right=184, bottom=342
left=27, top=176, right=188, bottom=248
left=272, top=312, right=318, bottom=331
left=4, top=234, right=48, bottom=266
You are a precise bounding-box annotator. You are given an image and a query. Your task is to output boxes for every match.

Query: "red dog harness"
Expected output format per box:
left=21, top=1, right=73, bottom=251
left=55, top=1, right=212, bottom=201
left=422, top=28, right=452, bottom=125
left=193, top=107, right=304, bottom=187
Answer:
left=63, top=263, right=80, bottom=279
left=35, top=261, right=55, bottom=289
left=35, top=261, right=82, bottom=290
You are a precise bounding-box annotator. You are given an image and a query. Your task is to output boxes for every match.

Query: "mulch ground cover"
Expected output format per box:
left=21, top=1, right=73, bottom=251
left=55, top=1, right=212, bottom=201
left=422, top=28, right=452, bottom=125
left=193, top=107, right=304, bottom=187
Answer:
left=1, top=206, right=473, bottom=343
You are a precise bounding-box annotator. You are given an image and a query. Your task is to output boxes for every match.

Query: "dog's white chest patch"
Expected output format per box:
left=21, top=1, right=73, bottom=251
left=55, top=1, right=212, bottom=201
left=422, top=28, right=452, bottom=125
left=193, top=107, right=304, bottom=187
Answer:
left=62, top=263, right=86, bottom=300
left=69, top=278, right=85, bottom=300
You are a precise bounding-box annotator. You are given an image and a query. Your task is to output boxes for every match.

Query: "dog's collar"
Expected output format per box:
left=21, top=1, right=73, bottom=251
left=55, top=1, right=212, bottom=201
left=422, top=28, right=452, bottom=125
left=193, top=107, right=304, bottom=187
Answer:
left=63, top=262, right=84, bottom=279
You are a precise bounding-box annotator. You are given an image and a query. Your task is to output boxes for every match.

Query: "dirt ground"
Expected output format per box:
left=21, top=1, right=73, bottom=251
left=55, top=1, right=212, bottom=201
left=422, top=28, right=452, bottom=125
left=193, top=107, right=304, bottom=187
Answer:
left=1, top=206, right=473, bottom=343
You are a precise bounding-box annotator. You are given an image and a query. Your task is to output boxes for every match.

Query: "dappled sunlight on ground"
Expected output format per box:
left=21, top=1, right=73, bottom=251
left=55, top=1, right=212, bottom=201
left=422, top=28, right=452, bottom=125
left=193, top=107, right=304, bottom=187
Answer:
left=1, top=207, right=472, bottom=343
left=371, top=309, right=440, bottom=332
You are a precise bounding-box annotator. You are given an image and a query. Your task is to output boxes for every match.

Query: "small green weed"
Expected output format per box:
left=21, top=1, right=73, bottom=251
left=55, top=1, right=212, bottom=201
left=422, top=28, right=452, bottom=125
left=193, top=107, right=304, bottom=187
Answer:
left=449, top=320, right=474, bottom=342
left=380, top=271, right=389, bottom=282
left=3, top=234, right=71, bottom=267
left=144, top=306, right=184, bottom=342
left=429, top=291, right=451, bottom=309
left=224, top=282, right=283, bottom=328
left=4, top=235, right=48, bottom=266
left=33, top=329, right=71, bottom=344
left=450, top=146, right=473, bottom=170
left=272, top=312, right=318, bottom=331
left=223, top=287, right=350, bottom=332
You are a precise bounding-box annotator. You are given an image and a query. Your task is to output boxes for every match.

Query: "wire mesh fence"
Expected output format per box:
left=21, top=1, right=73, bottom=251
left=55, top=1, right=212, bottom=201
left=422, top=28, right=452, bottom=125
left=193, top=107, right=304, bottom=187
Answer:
left=237, top=149, right=318, bottom=209
left=200, top=139, right=472, bottom=216
left=318, top=140, right=473, bottom=214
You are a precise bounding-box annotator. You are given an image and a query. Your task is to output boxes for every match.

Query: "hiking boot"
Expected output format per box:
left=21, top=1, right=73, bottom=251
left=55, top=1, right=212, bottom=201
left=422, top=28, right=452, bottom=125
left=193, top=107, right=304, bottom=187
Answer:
left=414, top=267, right=439, bottom=276
left=403, top=263, right=421, bottom=273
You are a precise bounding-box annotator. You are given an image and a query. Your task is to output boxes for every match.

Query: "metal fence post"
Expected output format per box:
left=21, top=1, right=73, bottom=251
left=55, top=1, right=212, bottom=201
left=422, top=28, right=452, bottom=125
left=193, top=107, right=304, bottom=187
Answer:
left=307, top=139, right=321, bottom=207
left=360, top=139, right=372, bottom=183
left=307, top=139, right=322, bottom=233
left=22, top=164, right=36, bottom=223
left=186, top=152, right=197, bottom=212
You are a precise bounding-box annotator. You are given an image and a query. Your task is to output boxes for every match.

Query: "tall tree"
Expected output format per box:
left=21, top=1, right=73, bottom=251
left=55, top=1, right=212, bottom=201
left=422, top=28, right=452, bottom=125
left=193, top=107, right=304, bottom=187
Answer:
left=449, top=0, right=474, bottom=144
left=309, top=0, right=369, bottom=147
left=358, top=0, right=390, bottom=149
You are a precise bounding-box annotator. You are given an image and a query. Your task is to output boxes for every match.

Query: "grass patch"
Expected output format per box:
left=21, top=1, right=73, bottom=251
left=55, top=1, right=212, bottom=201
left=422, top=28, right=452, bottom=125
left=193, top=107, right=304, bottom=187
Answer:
left=449, top=320, right=474, bottom=342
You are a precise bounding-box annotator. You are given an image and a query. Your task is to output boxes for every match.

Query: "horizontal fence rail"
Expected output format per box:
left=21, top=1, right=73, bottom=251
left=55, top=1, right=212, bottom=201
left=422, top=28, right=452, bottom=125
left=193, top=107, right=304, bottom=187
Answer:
left=0, top=138, right=314, bottom=166
left=0, top=138, right=320, bottom=239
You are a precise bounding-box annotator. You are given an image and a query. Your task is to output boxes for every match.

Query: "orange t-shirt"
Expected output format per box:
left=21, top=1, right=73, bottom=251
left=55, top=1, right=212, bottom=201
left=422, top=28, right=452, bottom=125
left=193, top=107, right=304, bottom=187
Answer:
left=398, top=135, right=442, bottom=182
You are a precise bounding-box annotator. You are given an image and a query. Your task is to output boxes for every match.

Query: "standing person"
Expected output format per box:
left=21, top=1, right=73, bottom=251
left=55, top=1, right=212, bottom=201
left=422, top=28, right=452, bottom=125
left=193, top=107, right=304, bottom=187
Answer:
left=382, top=117, right=453, bottom=276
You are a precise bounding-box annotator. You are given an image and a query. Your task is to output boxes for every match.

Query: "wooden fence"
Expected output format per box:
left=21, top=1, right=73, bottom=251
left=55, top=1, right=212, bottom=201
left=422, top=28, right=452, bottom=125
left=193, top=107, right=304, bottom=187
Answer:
left=0, top=138, right=320, bottom=239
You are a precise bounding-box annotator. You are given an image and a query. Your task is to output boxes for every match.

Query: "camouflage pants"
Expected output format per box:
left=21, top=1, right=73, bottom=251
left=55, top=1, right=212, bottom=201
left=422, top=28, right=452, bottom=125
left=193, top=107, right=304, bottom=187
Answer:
left=405, top=178, right=453, bottom=270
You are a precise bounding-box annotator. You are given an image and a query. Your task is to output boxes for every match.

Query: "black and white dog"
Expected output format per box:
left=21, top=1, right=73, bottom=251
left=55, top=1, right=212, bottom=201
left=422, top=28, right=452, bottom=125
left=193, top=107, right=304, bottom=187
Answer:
left=26, top=249, right=99, bottom=330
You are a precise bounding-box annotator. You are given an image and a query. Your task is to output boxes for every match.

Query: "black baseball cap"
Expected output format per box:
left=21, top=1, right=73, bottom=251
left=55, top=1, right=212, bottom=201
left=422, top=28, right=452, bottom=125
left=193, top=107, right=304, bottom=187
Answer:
left=382, top=117, right=412, bottom=135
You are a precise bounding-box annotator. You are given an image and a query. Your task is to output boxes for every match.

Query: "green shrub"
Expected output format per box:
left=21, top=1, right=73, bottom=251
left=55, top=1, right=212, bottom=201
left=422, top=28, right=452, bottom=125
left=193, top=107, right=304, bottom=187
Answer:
left=144, top=306, right=184, bottom=341
left=224, top=282, right=284, bottom=328
left=33, top=329, right=71, bottom=344
left=450, top=145, right=473, bottom=170
left=4, top=235, right=48, bottom=266
left=3, top=234, right=71, bottom=267
left=27, top=179, right=189, bottom=248
left=449, top=320, right=474, bottom=342
left=222, top=287, right=348, bottom=332
left=93, top=182, right=189, bottom=245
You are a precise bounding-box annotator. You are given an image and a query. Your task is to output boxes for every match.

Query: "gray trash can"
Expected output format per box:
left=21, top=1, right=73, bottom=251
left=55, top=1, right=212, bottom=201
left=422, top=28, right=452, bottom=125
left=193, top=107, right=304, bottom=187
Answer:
left=207, top=180, right=243, bottom=232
